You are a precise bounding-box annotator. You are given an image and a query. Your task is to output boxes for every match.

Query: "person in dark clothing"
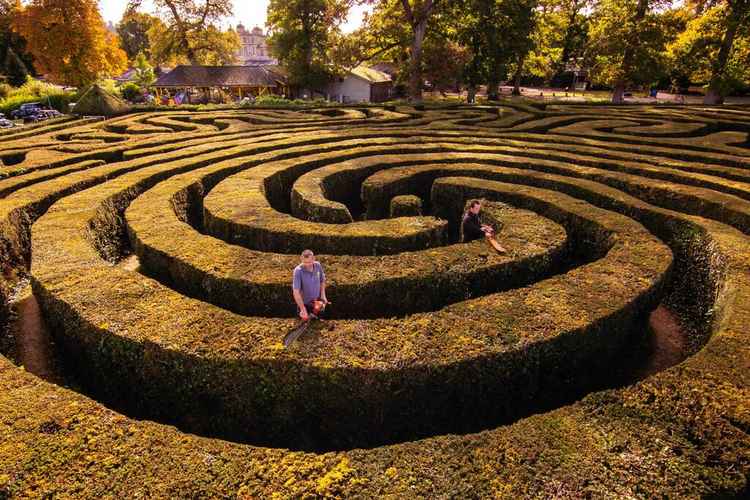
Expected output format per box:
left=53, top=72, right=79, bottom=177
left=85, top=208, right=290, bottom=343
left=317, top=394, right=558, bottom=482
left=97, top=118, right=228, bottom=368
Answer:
left=461, top=200, right=507, bottom=253
left=462, top=200, right=494, bottom=242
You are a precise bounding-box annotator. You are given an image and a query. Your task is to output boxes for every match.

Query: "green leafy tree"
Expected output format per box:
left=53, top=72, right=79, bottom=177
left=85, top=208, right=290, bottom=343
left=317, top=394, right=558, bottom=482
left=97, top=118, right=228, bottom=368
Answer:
left=127, top=0, right=239, bottom=65
left=396, top=0, right=442, bottom=101
left=133, top=51, right=156, bottom=87
left=587, top=0, right=676, bottom=102
left=674, top=0, right=750, bottom=103
left=267, top=0, right=351, bottom=95
left=525, top=0, right=591, bottom=85
left=357, top=0, right=445, bottom=101
left=500, top=0, right=538, bottom=95
left=117, top=8, right=160, bottom=61
left=448, top=0, right=536, bottom=100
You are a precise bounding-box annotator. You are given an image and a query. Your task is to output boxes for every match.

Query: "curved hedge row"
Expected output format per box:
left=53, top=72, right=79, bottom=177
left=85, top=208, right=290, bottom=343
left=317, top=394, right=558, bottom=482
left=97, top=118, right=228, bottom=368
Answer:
left=30, top=146, right=674, bottom=448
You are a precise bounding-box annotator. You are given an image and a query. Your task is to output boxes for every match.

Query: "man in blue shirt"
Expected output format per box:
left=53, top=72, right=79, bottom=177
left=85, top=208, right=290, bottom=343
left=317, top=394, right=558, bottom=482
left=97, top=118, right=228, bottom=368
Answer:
left=292, top=249, right=329, bottom=320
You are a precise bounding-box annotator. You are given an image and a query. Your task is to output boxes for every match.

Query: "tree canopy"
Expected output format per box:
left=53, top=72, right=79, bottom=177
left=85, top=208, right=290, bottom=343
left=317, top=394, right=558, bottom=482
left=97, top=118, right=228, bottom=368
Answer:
left=0, top=0, right=35, bottom=86
left=13, top=0, right=127, bottom=87
left=267, top=0, right=351, bottom=94
left=126, top=0, right=240, bottom=66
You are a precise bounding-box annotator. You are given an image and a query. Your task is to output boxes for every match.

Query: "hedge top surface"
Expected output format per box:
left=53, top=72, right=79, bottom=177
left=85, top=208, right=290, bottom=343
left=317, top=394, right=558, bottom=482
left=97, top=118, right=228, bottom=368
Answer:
left=34, top=153, right=669, bottom=367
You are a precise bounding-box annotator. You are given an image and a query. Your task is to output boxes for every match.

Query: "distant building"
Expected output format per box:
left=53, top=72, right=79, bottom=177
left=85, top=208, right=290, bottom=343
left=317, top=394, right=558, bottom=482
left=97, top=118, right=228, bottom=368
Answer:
left=235, top=24, right=276, bottom=66
left=327, top=66, right=393, bottom=103
left=153, top=65, right=288, bottom=103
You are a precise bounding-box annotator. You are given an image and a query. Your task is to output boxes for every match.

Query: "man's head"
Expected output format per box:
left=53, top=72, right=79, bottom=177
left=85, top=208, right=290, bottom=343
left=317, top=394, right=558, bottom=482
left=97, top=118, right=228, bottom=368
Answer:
left=469, top=199, right=481, bottom=214
left=300, top=249, right=315, bottom=267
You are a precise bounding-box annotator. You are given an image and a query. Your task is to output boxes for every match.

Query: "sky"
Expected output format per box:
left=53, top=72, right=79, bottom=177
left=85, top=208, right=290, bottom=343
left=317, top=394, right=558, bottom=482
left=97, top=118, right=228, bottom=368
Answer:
left=99, top=1, right=370, bottom=33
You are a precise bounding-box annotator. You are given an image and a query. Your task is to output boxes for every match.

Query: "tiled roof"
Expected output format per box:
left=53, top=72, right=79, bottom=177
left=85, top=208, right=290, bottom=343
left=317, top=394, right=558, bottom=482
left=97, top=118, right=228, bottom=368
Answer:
left=350, top=65, right=392, bottom=84
left=154, top=66, right=287, bottom=87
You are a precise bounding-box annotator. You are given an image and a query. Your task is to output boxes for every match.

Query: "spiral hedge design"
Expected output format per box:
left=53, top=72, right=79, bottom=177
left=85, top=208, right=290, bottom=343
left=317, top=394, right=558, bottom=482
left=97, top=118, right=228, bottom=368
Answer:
left=1, top=103, right=749, bottom=497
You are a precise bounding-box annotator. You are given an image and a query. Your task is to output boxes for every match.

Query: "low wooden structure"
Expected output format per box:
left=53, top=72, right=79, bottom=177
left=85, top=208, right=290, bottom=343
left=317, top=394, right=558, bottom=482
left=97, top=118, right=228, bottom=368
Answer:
left=153, top=65, right=288, bottom=104
left=327, top=66, right=393, bottom=103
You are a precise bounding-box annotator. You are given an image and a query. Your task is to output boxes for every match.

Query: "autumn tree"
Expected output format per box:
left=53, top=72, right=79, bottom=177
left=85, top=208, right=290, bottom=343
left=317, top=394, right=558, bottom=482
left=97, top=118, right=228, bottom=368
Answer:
left=267, top=0, right=351, bottom=95
left=14, top=0, right=127, bottom=87
left=127, top=0, right=239, bottom=65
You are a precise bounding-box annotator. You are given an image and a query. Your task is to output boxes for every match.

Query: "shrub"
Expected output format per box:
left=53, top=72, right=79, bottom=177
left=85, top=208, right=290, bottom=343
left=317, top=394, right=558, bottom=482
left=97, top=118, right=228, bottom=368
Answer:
left=121, top=82, right=143, bottom=102
left=0, top=76, right=76, bottom=114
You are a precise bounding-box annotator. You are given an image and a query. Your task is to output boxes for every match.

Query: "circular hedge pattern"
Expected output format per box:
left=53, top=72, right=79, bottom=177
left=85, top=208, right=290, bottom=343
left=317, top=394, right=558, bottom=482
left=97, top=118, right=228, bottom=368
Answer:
left=0, top=103, right=749, bottom=497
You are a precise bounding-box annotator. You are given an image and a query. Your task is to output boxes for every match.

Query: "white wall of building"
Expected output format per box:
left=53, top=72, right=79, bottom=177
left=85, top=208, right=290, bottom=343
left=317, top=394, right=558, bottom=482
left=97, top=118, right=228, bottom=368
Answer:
left=328, top=77, right=371, bottom=103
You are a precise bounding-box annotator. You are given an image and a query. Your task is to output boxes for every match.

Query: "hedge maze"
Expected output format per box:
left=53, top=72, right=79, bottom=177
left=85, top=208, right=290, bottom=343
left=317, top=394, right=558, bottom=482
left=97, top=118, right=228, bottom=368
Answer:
left=1, top=103, right=749, bottom=497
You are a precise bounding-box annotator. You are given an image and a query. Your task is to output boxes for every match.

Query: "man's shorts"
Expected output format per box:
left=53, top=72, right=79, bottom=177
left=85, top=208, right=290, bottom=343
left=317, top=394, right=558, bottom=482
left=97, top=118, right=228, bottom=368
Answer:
left=296, top=301, right=324, bottom=318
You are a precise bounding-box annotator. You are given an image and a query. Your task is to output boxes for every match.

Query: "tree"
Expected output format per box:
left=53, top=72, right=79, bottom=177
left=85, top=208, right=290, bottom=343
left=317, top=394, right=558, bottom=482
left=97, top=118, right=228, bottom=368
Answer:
left=133, top=51, right=156, bottom=87
left=423, top=38, right=470, bottom=95
left=499, top=0, right=538, bottom=96
left=447, top=0, right=536, bottom=100
left=395, top=0, right=441, bottom=101
left=13, top=0, right=128, bottom=87
left=127, top=0, right=239, bottom=65
left=148, top=21, right=239, bottom=65
left=0, top=0, right=35, bottom=86
left=688, top=0, right=750, bottom=104
left=117, top=9, right=161, bottom=61
left=525, top=0, right=591, bottom=86
left=587, top=0, right=676, bottom=103
left=267, top=0, right=351, bottom=95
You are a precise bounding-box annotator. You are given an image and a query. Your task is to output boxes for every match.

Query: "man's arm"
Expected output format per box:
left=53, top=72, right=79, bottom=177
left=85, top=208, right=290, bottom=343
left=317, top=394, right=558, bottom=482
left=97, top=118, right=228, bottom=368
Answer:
left=293, top=288, right=308, bottom=319
left=319, top=280, right=328, bottom=303
left=292, top=268, right=308, bottom=319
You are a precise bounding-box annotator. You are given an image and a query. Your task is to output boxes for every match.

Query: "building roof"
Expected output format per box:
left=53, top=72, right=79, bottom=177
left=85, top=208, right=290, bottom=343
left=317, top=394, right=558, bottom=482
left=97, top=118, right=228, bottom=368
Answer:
left=349, top=65, right=392, bottom=84
left=154, top=65, right=287, bottom=88
left=115, top=68, right=136, bottom=82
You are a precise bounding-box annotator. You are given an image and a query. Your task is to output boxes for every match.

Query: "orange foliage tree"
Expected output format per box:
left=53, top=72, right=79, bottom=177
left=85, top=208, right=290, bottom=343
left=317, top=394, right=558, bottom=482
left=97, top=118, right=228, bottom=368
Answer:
left=13, top=0, right=127, bottom=87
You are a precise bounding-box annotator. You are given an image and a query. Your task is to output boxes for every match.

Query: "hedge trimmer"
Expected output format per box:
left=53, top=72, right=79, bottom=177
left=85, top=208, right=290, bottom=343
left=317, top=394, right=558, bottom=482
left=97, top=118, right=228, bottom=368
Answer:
left=283, top=300, right=327, bottom=348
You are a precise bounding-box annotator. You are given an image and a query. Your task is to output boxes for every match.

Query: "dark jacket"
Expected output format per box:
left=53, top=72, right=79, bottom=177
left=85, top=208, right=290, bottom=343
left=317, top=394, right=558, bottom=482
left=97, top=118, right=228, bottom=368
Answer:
left=462, top=211, right=485, bottom=242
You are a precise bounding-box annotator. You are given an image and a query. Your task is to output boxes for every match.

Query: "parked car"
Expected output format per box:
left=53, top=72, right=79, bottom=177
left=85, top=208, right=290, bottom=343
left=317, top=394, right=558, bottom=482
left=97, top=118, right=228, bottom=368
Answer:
left=11, top=102, right=41, bottom=120
left=11, top=103, right=62, bottom=123
left=36, top=108, right=62, bottom=119
left=0, top=113, right=14, bottom=129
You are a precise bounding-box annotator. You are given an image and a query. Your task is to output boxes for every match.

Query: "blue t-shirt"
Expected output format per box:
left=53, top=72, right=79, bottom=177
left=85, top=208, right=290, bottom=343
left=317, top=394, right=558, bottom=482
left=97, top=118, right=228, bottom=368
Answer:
left=292, top=261, right=325, bottom=305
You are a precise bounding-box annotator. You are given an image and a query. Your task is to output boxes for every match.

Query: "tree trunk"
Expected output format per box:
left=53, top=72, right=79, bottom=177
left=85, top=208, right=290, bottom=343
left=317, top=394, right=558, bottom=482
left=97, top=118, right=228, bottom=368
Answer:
left=408, top=20, right=427, bottom=102
left=704, top=13, right=739, bottom=105
left=612, top=82, right=626, bottom=104
left=487, top=78, right=499, bottom=101
left=512, top=58, right=525, bottom=96
left=467, top=84, right=477, bottom=103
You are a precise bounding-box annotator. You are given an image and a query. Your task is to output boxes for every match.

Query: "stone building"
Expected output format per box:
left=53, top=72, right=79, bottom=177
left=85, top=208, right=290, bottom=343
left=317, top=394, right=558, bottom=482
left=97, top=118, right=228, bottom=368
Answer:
left=235, top=24, right=277, bottom=66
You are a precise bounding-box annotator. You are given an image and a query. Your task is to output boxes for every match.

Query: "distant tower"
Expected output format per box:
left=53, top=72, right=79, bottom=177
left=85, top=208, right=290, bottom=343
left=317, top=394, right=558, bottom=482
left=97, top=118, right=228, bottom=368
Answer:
left=234, top=24, right=277, bottom=66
